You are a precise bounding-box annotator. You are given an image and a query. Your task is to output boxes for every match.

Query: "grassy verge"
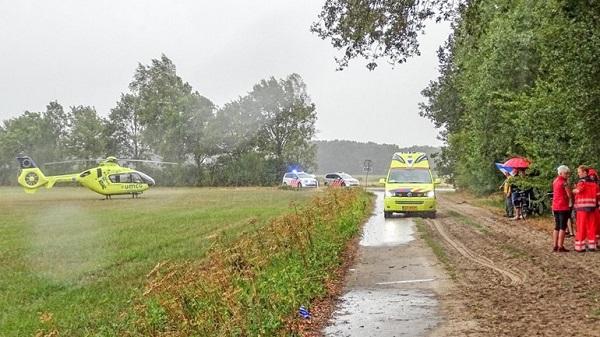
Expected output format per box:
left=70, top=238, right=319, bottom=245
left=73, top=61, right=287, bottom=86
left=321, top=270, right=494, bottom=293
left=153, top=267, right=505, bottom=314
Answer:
left=0, top=187, right=315, bottom=337
left=414, top=218, right=456, bottom=280
left=452, top=190, right=556, bottom=233
left=117, top=188, right=371, bottom=336
left=471, top=192, right=505, bottom=210
left=447, top=210, right=490, bottom=235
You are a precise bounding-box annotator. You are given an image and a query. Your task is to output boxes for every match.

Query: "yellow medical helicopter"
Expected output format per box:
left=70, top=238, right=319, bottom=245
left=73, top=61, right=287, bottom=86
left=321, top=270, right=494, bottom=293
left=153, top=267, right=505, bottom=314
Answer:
left=16, top=155, right=173, bottom=198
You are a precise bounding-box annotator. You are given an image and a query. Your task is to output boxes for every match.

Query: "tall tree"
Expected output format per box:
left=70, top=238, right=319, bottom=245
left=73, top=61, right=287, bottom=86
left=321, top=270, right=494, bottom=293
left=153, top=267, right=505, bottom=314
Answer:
left=0, top=101, right=70, bottom=164
left=316, top=0, right=600, bottom=193
left=128, top=54, right=214, bottom=163
left=249, top=74, right=317, bottom=175
left=420, top=0, right=600, bottom=192
left=105, top=93, right=147, bottom=159
left=182, top=94, right=216, bottom=168
left=44, top=101, right=71, bottom=152
left=208, top=97, right=262, bottom=156
left=66, top=106, right=106, bottom=159
left=312, top=0, right=461, bottom=70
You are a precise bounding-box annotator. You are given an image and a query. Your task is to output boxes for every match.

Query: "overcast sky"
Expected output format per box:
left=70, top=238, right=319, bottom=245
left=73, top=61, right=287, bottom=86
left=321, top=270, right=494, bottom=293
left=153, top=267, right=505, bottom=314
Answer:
left=0, top=0, right=450, bottom=147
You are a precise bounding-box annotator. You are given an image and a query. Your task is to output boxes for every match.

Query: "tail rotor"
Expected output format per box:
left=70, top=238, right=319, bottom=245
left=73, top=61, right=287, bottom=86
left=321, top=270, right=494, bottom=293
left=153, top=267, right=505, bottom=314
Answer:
left=16, top=156, right=48, bottom=193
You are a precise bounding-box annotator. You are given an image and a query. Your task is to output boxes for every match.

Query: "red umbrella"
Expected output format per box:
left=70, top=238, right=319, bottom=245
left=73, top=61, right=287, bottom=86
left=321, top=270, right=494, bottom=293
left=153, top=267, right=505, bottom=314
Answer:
left=503, top=157, right=530, bottom=169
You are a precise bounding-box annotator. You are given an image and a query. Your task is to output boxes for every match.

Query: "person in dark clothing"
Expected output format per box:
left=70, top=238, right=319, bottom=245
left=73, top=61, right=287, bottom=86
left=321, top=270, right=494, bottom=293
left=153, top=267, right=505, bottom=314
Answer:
left=510, top=170, right=526, bottom=220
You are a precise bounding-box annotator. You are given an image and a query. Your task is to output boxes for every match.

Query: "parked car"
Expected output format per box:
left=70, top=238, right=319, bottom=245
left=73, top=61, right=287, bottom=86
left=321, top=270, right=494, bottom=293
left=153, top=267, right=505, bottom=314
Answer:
left=282, top=171, right=319, bottom=188
left=324, top=172, right=360, bottom=187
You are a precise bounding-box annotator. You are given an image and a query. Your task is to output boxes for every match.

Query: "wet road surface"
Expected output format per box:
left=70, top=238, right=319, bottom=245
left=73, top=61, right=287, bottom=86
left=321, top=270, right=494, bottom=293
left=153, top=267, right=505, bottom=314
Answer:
left=323, top=192, right=448, bottom=337
left=359, top=202, right=415, bottom=247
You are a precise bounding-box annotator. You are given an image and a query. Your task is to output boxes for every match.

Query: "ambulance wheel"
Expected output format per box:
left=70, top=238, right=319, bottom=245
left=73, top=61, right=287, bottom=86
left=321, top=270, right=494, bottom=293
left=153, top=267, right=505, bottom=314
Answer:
left=384, top=211, right=392, bottom=218
left=341, top=182, right=346, bottom=187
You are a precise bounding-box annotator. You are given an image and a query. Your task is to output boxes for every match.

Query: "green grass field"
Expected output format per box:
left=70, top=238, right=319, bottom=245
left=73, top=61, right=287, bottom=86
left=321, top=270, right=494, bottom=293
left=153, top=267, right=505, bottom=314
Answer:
left=0, top=186, right=315, bottom=336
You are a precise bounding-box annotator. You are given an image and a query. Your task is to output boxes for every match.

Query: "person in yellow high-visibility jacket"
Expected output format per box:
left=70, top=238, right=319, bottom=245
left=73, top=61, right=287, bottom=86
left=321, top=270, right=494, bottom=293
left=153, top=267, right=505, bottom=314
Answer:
left=500, top=176, right=514, bottom=218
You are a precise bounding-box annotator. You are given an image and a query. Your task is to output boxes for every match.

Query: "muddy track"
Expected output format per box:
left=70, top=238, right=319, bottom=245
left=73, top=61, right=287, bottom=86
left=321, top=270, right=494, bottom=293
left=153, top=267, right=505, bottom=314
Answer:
left=438, top=197, right=600, bottom=279
left=428, top=193, right=600, bottom=337
left=426, top=218, right=525, bottom=285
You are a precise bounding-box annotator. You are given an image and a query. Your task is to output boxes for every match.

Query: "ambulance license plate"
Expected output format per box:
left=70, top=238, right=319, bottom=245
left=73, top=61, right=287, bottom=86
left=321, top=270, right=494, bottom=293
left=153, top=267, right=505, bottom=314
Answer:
left=402, top=206, right=418, bottom=211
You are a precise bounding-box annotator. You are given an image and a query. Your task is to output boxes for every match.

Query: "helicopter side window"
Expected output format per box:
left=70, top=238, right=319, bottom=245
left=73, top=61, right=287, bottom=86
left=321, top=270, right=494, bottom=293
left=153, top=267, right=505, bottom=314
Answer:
left=131, top=173, right=143, bottom=183
left=109, top=173, right=132, bottom=183
left=80, top=170, right=91, bottom=178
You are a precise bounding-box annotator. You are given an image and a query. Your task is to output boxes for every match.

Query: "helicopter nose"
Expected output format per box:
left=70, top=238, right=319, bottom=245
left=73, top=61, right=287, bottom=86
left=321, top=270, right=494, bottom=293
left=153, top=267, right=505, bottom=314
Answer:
left=144, top=176, right=155, bottom=186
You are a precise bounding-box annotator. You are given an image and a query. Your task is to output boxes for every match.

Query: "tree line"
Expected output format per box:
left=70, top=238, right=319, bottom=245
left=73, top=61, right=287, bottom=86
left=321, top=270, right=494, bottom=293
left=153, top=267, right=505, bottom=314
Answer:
left=0, top=55, right=316, bottom=186
left=314, top=140, right=439, bottom=175
left=313, top=0, right=600, bottom=193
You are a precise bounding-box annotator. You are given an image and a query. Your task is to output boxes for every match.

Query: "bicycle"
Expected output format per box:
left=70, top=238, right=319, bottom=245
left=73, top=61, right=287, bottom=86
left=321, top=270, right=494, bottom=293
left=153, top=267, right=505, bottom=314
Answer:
left=514, top=189, right=550, bottom=219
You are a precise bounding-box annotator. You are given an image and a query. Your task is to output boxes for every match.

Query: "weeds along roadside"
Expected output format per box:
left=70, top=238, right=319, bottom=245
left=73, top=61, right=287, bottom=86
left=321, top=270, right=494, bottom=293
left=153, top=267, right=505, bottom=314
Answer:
left=125, top=188, right=373, bottom=336
left=414, top=218, right=456, bottom=280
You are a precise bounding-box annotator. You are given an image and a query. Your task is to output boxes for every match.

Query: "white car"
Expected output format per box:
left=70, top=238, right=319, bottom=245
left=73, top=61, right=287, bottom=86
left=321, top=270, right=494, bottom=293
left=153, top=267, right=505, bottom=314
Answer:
left=282, top=171, right=319, bottom=188
left=324, top=172, right=360, bottom=187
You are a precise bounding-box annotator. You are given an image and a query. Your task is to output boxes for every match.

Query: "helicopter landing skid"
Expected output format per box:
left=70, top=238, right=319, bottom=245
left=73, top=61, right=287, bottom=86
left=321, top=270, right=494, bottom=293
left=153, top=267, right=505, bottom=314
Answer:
left=102, top=193, right=142, bottom=200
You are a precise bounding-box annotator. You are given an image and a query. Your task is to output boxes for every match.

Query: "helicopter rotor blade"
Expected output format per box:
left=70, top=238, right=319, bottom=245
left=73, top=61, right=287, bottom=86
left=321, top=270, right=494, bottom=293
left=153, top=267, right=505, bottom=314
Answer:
left=117, top=159, right=179, bottom=165
left=43, top=158, right=179, bottom=166
left=43, top=159, right=101, bottom=166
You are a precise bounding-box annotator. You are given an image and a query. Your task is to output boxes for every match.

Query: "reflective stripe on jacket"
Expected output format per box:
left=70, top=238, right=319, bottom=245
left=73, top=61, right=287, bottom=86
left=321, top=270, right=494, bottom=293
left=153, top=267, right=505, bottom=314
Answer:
left=574, top=180, right=598, bottom=211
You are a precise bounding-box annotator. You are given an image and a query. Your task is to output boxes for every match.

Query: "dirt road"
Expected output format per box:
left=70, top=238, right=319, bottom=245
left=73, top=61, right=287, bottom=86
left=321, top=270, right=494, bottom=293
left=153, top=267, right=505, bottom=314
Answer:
left=427, top=192, right=600, bottom=336
left=323, top=192, right=450, bottom=336
left=322, top=191, right=600, bottom=337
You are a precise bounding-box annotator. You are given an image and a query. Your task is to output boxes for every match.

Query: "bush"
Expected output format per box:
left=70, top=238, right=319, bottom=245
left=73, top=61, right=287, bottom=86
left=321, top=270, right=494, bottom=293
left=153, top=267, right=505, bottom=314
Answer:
left=128, top=188, right=372, bottom=336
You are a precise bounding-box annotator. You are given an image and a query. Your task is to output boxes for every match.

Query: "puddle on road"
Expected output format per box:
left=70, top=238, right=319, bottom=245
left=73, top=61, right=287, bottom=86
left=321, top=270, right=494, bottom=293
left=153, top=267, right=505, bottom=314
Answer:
left=324, top=288, right=438, bottom=337
left=360, top=192, right=415, bottom=247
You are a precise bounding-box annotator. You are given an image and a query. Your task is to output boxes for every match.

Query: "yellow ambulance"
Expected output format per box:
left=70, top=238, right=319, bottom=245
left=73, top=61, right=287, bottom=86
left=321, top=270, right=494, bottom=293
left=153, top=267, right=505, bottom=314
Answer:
left=380, top=152, right=439, bottom=218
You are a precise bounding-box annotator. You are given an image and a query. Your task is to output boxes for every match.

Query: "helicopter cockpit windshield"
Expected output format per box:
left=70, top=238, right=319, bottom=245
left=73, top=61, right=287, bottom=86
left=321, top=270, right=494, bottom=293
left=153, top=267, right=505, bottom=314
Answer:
left=137, top=171, right=155, bottom=186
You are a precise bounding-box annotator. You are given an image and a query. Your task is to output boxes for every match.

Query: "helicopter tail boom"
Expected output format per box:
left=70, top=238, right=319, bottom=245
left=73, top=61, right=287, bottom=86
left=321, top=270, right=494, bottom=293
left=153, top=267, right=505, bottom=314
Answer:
left=16, top=156, right=78, bottom=192
left=46, top=174, right=79, bottom=188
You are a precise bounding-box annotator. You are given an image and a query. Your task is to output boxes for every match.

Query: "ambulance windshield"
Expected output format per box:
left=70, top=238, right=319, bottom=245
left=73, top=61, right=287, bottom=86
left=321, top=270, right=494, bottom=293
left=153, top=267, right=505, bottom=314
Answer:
left=387, top=168, right=432, bottom=184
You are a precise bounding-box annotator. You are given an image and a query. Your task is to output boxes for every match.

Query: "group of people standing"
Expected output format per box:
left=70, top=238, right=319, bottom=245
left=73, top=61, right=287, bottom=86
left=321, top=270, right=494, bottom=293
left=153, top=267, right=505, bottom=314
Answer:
left=552, top=165, right=600, bottom=253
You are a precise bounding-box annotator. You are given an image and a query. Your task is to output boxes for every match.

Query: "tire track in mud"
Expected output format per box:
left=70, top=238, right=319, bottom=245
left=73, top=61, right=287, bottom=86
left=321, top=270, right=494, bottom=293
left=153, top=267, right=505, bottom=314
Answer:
left=429, top=193, right=600, bottom=337
left=426, top=218, right=525, bottom=285
left=438, top=197, right=600, bottom=279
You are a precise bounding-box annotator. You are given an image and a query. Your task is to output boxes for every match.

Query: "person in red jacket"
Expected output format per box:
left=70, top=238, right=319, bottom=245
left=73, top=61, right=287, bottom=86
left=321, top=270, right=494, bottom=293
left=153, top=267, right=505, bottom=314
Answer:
left=572, top=165, right=598, bottom=252
left=588, top=168, right=600, bottom=245
left=552, top=165, right=572, bottom=252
